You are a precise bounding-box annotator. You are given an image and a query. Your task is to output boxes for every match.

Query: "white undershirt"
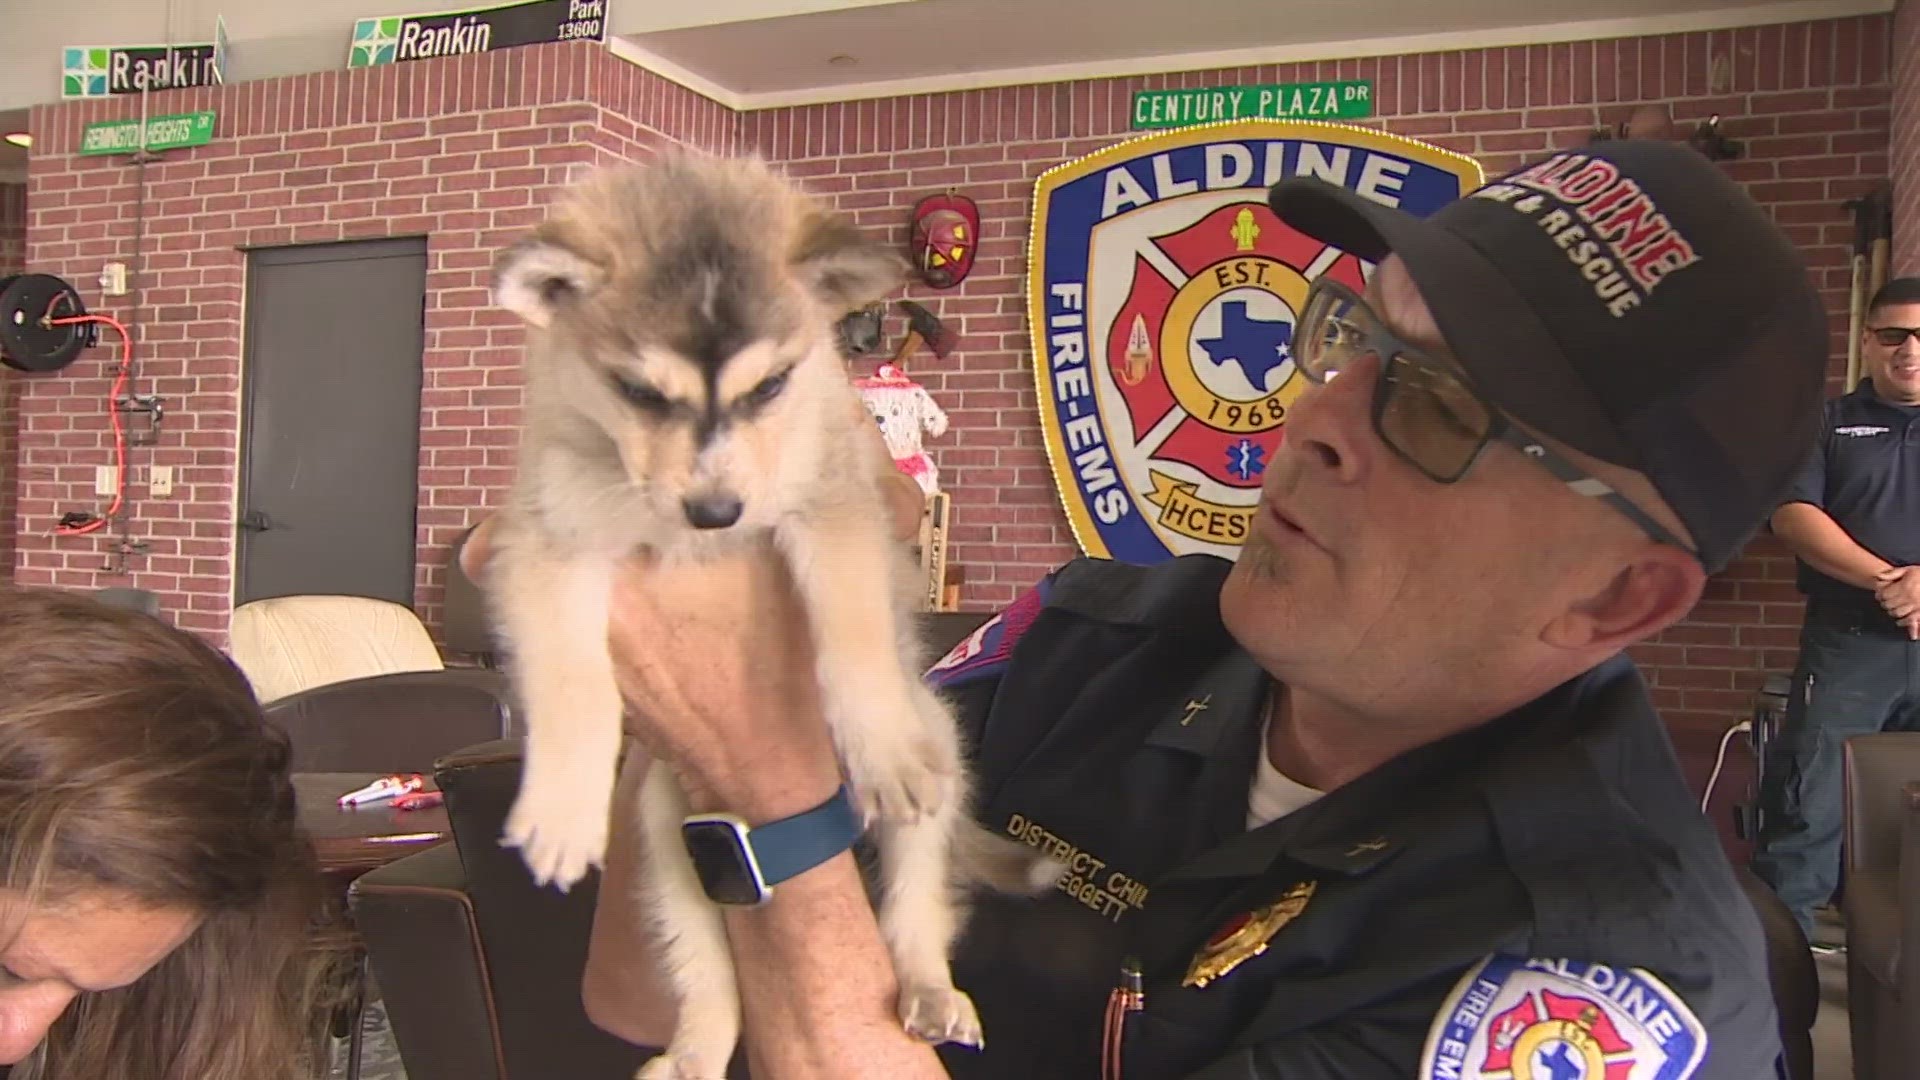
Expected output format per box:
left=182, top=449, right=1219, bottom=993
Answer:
left=1246, top=715, right=1324, bottom=829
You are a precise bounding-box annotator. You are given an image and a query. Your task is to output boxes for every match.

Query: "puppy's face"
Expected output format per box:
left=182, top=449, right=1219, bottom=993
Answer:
left=492, top=155, right=905, bottom=532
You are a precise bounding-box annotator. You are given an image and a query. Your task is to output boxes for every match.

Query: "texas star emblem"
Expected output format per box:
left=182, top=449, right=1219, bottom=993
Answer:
left=1421, top=955, right=1708, bottom=1080
left=1025, top=120, right=1483, bottom=564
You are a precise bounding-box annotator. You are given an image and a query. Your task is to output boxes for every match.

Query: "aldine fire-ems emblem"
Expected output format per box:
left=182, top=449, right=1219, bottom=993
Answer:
left=1025, top=120, right=1483, bottom=564
left=1420, top=956, right=1708, bottom=1080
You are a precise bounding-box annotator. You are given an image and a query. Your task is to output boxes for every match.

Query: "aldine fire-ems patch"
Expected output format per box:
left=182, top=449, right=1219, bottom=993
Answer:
left=1024, top=120, right=1482, bottom=565
left=1420, top=955, right=1707, bottom=1080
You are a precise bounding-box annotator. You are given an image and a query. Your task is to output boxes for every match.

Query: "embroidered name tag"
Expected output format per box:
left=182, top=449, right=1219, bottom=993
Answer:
left=1420, top=955, right=1707, bottom=1080
left=1003, top=812, right=1149, bottom=922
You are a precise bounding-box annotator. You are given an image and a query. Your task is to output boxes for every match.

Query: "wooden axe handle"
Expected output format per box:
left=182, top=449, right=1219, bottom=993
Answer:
left=891, top=328, right=927, bottom=366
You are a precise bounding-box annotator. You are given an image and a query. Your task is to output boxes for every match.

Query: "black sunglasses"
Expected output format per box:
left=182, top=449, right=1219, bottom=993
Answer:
left=1293, top=277, right=1692, bottom=554
left=1869, top=326, right=1920, bottom=347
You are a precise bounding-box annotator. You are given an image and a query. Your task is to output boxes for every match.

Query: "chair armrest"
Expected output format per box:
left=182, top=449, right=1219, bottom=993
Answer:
left=435, top=738, right=523, bottom=775
left=423, top=738, right=656, bottom=1078
left=1898, top=783, right=1920, bottom=1006
left=349, top=844, right=507, bottom=1080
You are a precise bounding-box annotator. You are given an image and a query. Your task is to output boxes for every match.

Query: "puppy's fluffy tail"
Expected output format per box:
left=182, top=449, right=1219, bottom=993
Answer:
left=953, top=821, right=1066, bottom=895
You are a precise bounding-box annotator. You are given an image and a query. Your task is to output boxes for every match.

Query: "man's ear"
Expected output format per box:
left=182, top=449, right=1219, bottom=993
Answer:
left=791, top=212, right=906, bottom=312
left=1540, top=547, right=1705, bottom=653
left=492, top=233, right=604, bottom=329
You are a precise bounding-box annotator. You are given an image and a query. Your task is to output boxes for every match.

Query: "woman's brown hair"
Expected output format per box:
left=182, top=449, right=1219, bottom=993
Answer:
left=0, top=585, right=339, bottom=1079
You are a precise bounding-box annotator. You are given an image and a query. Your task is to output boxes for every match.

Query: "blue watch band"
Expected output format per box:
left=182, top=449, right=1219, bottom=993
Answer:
left=747, top=784, right=860, bottom=888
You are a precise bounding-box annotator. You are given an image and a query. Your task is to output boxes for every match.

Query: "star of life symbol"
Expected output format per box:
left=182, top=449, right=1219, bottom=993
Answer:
left=1227, top=439, right=1266, bottom=481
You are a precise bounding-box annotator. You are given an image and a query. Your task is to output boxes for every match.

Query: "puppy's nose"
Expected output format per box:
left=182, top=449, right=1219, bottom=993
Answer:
left=682, top=494, right=743, bottom=530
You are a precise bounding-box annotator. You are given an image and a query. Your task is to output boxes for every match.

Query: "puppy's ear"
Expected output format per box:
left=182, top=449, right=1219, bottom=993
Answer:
left=791, top=213, right=906, bottom=312
left=492, top=234, right=604, bottom=328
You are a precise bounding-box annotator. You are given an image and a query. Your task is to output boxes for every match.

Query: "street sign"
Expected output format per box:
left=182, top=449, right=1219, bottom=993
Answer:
left=1131, top=81, right=1375, bottom=130
left=62, top=43, right=223, bottom=99
left=79, top=111, right=218, bottom=156
left=350, top=0, right=607, bottom=68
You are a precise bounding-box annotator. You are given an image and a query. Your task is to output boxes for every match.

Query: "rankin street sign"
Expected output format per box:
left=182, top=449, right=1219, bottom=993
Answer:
left=350, top=0, right=608, bottom=67
left=62, top=41, right=224, bottom=99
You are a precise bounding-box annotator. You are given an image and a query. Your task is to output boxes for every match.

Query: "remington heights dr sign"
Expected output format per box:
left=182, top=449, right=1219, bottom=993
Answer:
left=79, top=110, right=218, bottom=156
left=350, top=0, right=608, bottom=67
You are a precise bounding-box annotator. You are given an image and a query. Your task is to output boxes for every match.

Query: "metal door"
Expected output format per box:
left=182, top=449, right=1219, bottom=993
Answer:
left=236, top=238, right=426, bottom=607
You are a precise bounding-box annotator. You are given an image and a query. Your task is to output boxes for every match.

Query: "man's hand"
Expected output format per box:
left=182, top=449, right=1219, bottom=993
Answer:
left=603, top=452, right=925, bottom=796
left=1876, top=566, right=1920, bottom=640
left=604, top=543, right=840, bottom=807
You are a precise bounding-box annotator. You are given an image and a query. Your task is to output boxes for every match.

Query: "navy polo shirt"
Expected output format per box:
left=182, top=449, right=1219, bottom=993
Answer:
left=925, top=555, right=1780, bottom=1080
left=1781, top=378, right=1920, bottom=624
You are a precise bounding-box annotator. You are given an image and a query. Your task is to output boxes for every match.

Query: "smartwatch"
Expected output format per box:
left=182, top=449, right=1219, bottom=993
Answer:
left=681, top=785, right=860, bottom=905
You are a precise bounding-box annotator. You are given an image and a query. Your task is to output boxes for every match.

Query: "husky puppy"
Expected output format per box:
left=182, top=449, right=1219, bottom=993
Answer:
left=484, top=153, right=1057, bottom=1080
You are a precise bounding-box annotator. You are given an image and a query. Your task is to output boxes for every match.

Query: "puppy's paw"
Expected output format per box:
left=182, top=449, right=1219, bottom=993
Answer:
left=502, top=762, right=612, bottom=891
left=636, top=1051, right=725, bottom=1080
left=851, top=736, right=956, bottom=824
left=899, top=983, right=984, bottom=1049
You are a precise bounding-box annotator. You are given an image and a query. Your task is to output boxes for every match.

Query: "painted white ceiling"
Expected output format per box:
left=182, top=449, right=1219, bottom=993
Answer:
left=0, top=0, right=1892, bottom=146
left=0, top=0, right=899, bottom=116
left=622, top=0, right=1891, bottom=107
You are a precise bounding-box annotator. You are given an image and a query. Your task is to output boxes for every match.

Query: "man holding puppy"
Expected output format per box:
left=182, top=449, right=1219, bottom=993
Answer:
left=569, top=139, right=1822, bottom=1079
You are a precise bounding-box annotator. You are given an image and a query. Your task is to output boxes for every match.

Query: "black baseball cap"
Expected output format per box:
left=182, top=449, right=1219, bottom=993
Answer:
left=1268, top=138, right=1828, bottom=573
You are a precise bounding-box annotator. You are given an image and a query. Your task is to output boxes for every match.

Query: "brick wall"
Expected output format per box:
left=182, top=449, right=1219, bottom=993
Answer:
left=740, top=15, right=1891, bottom=735
left=19, top=42, right=728, bottom=637
left=0, top=180, right=24, bottom=581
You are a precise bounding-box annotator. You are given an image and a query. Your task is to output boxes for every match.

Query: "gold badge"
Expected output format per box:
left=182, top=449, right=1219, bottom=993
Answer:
left=1181, top=880, right=1316, bottom=989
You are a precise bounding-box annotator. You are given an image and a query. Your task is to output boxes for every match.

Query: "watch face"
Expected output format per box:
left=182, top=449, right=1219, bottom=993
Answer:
left=682, top=819, right=767, bottom=905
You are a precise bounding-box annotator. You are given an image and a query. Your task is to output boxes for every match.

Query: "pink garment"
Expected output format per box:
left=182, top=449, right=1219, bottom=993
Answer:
left=855, top=363, right=949, bottom=496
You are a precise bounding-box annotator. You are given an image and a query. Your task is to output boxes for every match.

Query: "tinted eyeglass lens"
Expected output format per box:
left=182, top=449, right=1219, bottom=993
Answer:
left=1297, top=285, right=1363, bottom=381
left=1378, top=354, right=1494, bottom=482
left=1872, top=327, right=1920, bottom=347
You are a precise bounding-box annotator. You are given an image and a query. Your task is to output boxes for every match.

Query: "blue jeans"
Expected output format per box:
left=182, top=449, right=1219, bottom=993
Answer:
left=1752, top=619, right=1920, bottom=935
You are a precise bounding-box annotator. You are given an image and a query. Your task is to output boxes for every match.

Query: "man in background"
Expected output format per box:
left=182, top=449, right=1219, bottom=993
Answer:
left=1755, top=276, right=1920, bottom=941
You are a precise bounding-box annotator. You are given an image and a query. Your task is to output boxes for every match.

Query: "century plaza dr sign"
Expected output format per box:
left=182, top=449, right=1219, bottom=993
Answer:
left=1025, top=120, right=1482, bottom=566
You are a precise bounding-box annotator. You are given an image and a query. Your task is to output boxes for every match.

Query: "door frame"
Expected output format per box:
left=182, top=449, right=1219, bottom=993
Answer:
left=234, top=236, right=429, bottom=609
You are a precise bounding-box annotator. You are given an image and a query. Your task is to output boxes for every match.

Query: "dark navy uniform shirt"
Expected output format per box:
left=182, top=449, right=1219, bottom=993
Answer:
left=927, top=555, right=1779, bottom=1080
left=1782, top=378, right=1920, bottom=628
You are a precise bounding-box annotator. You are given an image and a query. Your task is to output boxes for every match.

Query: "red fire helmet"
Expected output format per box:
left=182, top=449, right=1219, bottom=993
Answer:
left=909, top=191, right=981, bottom=289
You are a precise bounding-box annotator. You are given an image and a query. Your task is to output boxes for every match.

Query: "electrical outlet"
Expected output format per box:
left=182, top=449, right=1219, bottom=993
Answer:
left=150, top=466, right=173, bottom=497
left=99, top=263, right=128, bottom=297
left=94, top=465, right=117, bottom=496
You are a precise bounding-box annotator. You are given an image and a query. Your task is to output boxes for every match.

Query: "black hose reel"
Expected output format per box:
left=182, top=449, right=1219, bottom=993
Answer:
left=0, top=273, right=94, bottom=374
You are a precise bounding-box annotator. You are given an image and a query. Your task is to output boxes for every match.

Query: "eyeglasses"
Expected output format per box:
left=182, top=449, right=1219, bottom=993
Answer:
left=1293, top=277, right=1692, bottom=553
left=1869, top=326, right=1920, bottom=347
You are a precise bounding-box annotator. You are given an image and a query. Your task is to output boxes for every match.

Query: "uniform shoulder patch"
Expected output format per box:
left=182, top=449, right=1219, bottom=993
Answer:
left=923, top=575, right=1054, bottom=690
left=1420, top=955, right=1707, bottom=1080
